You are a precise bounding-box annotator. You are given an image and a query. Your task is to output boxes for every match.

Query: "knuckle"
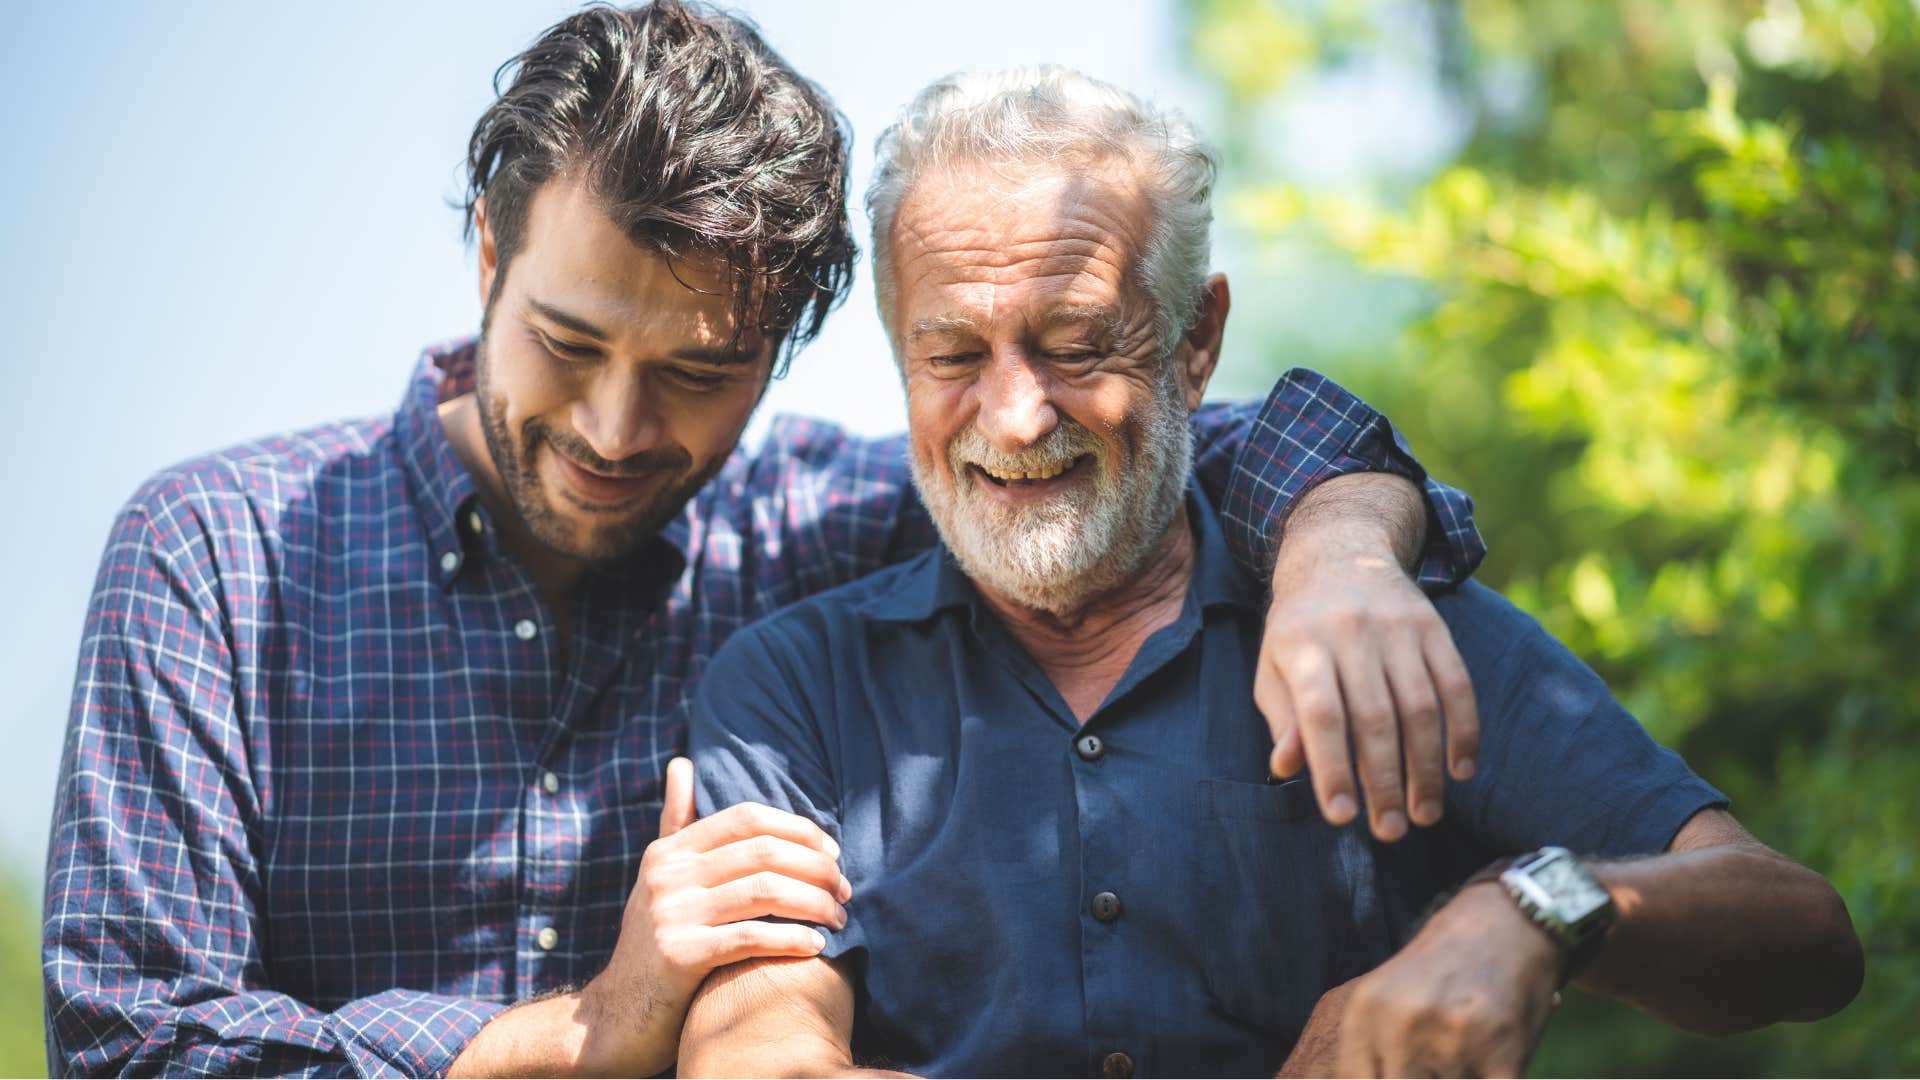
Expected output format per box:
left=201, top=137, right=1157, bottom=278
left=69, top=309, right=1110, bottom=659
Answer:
left=745, top=871, right=777, bottom=902
left=1437, top=669, right=1475, bottom=700
left=1293, top=691, right=1340, bottom=726
left=1330, top=606, right=1367, bottom=634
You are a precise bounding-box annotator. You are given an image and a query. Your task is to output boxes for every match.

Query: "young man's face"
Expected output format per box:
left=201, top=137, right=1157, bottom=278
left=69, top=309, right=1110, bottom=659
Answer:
left=472, top=177, right=774, bottom=563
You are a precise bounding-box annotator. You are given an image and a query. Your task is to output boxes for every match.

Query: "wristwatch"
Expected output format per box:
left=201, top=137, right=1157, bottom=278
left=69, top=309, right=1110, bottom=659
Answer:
left=1469, top=846, right=1616, bottom=984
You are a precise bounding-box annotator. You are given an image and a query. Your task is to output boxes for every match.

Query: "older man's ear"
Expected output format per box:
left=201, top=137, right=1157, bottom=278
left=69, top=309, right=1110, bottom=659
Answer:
left=1178, top=273, right=1231, bottom=412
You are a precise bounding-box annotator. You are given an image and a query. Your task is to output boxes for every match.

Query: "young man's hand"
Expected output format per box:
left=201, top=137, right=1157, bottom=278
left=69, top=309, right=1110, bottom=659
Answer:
left=449, top=758, right=849, bottom=1077
left=1256, top=473, right=1479, bottom=842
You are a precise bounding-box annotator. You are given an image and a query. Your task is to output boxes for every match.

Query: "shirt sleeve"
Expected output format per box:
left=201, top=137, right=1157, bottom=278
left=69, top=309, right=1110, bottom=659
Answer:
left=686, top=616, right=865, bottom=959
left=1205, top=367, right=1487, bottom=591
left=42, top=496, right=501, bottom=1078
left=1436, top=582, right=1728, bottom=863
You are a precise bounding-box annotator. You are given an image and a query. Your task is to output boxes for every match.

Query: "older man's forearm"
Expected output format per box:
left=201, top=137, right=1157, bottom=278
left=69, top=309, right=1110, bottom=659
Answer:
left=1575, top=816, right=1864, bottom=1035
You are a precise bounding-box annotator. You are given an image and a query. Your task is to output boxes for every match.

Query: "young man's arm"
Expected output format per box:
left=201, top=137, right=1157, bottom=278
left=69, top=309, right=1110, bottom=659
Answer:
left=44, top=498, right=497, bottom=1077
left=44, top=491, right=847, bottom=1079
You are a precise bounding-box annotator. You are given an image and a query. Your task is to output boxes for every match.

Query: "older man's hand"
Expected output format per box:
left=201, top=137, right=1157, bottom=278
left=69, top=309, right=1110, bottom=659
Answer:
left=1256, top=474, right=1479, bottom=841
left=1334, top=882, right=1564, bottom=1077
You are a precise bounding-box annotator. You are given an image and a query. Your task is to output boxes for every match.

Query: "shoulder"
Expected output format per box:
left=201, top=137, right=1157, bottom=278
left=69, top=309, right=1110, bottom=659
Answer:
left=711, top=552, right=938, bottom=676
left=1429, top=580, right=1557, bottom=672
left=112, top=415, right=396, bottom=568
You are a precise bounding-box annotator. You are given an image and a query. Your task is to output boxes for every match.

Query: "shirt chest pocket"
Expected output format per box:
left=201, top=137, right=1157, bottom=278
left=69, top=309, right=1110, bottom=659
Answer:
left=1192, top=778, right=1386, bottom=1040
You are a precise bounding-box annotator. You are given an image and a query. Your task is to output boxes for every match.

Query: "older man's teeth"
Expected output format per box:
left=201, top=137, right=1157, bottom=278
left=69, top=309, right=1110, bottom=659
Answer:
left=981, top=459, right=1072, bottom=482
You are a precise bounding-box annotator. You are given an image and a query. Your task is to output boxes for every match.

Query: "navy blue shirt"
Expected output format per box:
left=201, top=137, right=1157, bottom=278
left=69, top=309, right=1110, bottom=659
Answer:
left=692, top=486, right=1725, bottom=1078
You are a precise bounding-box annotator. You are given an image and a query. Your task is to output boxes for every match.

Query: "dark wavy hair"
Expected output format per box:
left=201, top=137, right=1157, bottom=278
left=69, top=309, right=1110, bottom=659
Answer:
left=463, top=1, right=855, bottom=373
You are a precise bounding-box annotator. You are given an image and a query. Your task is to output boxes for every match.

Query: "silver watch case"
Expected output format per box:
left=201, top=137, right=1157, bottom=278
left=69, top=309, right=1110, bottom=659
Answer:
left=1497, top=845, right=1615, bottom=950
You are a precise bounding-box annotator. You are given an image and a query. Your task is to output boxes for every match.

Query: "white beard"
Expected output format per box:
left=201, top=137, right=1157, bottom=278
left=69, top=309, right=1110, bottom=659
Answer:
left=911, top=365, right=1194, bottom=616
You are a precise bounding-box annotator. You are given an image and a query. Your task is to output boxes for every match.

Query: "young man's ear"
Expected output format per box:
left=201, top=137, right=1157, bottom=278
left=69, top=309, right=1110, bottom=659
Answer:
left=1177, top=273, right=1231, bottom=412
left=475, top=197, right=500, bottom=306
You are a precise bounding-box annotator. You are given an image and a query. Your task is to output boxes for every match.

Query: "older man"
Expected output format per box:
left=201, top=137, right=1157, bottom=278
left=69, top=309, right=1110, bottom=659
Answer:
left=681, top=68, right=1862, bottom=1077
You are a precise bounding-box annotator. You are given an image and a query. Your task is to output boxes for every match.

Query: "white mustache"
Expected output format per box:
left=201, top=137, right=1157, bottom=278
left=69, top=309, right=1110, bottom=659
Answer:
left=946, top=421, right=1102, bottom=478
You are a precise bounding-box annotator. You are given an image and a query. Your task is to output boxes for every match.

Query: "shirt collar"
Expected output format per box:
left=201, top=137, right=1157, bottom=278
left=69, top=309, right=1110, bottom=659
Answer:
left=394, top=336, right=690, bottom=601
left=863, top=476, right=1261, bottom=624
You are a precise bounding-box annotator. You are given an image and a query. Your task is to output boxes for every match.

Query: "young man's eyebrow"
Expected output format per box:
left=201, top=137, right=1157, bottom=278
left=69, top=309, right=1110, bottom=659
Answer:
left=667, top=345, right=759, bottom=366
left=526, top=298, right=609, bottom=341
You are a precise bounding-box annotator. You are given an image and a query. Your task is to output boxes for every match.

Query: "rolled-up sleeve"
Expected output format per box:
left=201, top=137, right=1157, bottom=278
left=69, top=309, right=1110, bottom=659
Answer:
left=1209, top=367, right=1486, bottom=591
left=43, top=498, right=500, bottom=1078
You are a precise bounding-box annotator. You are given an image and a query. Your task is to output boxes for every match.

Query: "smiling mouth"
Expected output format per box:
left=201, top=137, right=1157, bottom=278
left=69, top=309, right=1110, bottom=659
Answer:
left=971, top=455, right=1089, bottom=486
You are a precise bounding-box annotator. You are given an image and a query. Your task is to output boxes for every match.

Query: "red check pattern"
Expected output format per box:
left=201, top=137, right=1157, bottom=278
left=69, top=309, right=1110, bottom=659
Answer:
left=42, top=339, right=1481, bottom=1077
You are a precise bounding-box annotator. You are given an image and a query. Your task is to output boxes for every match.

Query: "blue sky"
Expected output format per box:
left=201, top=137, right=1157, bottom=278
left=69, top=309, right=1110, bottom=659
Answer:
left=0, top=0, right=1218, bottom=879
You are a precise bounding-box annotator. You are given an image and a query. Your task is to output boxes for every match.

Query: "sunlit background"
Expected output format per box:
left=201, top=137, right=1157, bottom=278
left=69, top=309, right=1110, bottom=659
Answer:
left=3, top=0, right=1914, bottom=1074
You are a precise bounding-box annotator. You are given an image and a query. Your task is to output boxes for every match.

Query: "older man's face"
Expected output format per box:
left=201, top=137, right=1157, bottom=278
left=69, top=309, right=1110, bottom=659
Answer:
left=887, top=159, right=1202, bottom=614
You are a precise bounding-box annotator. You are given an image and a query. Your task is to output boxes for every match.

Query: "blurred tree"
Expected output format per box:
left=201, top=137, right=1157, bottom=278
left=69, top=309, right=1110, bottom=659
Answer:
left=1184, top=0, right=1918, bottom=1074
left=0, top=873, right=44, bottom=1077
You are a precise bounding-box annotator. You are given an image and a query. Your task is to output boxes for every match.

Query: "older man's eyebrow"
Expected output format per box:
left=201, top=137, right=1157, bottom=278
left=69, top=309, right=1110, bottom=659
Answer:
left=526, top=298, right=610, bottom=341
left=908, top=313, right=985, bottom=341
left=1038, top=304, right=1125, bottom=340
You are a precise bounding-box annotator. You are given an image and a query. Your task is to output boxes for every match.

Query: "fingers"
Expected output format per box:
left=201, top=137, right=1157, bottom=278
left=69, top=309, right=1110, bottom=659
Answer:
left=1283, top=645, right=1360, bottom=827
left=698, top=920, right=831, bottom=969
left=1254, top=661, right=1305, bottom=779
left=698, top=834, right=852, bottom=903
left=1382, top=632, right=1446, bottom=829
left=1334, top=640, right=1409, bottom=843
left=669, top=800, right=841, bottom=858
left=1424, top=622, right=1480, bottom=781
left=702, top=871, right=848, bottom=930
left=659, top=757, right=696, bottom=838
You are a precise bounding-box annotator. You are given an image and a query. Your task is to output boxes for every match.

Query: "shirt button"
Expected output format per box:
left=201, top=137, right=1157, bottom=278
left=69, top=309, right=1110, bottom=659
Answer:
left=1074, top=733, right=1105, bottom=762
left=438, top=551, right=461, bottom=574
left=466, top=510, right=486, bottom=536
left=1092, top=891, right=1122, bottom=923
left=541, top=771, right=561, bottom=795
left=536, top=926, right=559, bottom=951
left=514, top=619, right=539, bottom=641
left=1101, top=1051, right=1134, bottom=1079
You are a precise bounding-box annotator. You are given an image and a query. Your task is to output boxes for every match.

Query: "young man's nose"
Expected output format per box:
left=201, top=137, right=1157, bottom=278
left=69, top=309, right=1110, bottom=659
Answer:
left=572, top=371, right=666, bottom=464
left=974, top=353, right=1058, bottom=453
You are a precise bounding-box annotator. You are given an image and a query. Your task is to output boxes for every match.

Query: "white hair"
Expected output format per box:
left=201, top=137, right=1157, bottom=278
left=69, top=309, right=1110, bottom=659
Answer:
left=866, top=65, right=1218, bottom=359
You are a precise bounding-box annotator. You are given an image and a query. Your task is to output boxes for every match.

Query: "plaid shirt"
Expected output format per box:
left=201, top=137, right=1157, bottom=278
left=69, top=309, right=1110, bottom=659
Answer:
left=43, top=339, right=1482, bottom=1078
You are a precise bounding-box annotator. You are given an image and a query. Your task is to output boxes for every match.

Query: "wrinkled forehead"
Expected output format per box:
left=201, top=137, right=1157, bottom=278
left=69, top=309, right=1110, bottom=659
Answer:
left=888, top=159, right=1155, bottom=319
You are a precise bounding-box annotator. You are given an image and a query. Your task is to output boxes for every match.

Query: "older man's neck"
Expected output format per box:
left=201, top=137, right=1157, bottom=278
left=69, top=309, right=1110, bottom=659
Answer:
left=980, top=507, right=1196, bottom=725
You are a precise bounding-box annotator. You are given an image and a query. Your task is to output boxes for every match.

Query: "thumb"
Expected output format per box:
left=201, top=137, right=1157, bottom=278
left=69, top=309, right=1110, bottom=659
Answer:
left=660, top=756, right=697, bottom=838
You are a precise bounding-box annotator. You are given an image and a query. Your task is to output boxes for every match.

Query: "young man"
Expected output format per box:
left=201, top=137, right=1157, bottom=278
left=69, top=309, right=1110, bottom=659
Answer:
left=42, top=5, right=1483, bottom=1077
left=681, top=66, right=1861, bottom=1078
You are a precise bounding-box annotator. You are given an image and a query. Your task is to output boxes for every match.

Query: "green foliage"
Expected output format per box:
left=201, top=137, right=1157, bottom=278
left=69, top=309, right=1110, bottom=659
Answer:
left=1186, top=0, right=1919, bottom=1073
left=0, top=873, right=45, bottom=1077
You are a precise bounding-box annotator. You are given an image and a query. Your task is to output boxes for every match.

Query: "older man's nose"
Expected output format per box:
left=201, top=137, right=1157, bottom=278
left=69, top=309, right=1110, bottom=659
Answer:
left=975, top=354, right=1058, bottom=452
left=573, top=370, right=665, bottom=463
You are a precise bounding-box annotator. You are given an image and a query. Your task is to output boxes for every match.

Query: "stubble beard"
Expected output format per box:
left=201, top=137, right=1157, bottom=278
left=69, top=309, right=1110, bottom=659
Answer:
left=912, top=364, right=1194, bottom=617
left=474, top=333, right=717, bottom=565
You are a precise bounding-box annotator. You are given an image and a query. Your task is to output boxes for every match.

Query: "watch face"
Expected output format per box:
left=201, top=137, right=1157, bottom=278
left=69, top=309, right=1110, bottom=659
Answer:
left=1535, top=857, right=1611, bottom=920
